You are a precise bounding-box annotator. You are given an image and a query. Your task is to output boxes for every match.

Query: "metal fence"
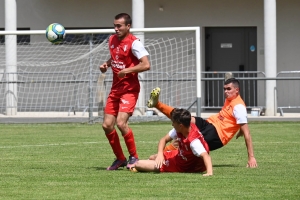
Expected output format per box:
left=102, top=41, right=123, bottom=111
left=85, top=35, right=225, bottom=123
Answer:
left=1, top=71, right=300, bottom=119
left=276, top=71, right=300, bottom=116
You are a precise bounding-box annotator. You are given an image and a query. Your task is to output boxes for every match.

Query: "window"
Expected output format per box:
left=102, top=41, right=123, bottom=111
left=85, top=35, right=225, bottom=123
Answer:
left=0, top=28, right=30, bottom=45
left=63, top=27, right=112, bottom=45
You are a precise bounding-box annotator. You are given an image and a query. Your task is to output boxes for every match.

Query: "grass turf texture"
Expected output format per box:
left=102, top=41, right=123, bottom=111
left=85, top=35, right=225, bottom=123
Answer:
left=0, top=122, right=299, bottom=199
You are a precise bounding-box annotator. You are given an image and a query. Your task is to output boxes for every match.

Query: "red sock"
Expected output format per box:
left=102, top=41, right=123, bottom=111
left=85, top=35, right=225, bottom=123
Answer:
left=123, top=129, right=138, bottom=158
left=105, top=129, right=126, bottom=160
left=156, top=101, right=174, bottom=119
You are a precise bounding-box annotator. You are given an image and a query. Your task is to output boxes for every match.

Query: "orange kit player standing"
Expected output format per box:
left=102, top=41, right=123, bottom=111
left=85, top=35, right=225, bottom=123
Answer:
left=99, top=13, right=150, bottom=170
left=147, top=78, right=258, bottom=168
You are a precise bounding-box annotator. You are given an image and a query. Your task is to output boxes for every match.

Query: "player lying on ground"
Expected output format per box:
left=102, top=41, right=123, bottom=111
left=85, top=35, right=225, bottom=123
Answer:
left=147, top=78, right=258, bottom=168
left=130, top=108, right=213, bottom=176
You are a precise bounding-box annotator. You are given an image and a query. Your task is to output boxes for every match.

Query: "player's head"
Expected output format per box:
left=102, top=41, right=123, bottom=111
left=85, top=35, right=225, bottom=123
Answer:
left=223, top=78, right=240, bottom=100
left=114, top=13, right=132, bottom=40
left=170, top=108, right=191, bottom=130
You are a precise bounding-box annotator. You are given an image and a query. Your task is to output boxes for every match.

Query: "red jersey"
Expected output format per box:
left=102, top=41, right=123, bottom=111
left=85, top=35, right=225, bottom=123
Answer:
left=109, top=34, right=140, bottom=93
left=165, top=123, right=210, bottom=173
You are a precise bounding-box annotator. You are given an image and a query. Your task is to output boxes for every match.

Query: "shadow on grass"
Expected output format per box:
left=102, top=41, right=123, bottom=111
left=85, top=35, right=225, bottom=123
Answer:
left=88, top=165, right=239, bottom=171
left=88, top=166, right=127, bottom=171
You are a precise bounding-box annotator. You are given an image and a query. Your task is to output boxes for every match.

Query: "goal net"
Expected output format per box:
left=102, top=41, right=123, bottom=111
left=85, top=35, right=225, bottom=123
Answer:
left=0, top=27, right=201, bottom=123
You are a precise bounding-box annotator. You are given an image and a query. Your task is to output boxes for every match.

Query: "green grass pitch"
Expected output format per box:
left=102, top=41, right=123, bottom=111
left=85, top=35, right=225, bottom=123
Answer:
left=0, top=122, right=299, bottom=199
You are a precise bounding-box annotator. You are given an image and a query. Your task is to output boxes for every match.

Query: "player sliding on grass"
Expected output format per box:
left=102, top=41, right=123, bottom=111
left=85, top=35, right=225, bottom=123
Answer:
left=147, top=78, right=258, bottom=168
left=130, top=108, right=213, bottom=176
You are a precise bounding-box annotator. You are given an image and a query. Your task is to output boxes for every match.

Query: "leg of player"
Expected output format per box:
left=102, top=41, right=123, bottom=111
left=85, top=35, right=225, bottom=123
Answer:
left=147, top=87, right=179, bottom=151
left=103, top=113, right=127, bottom=170
left=116, top=112, right=139, bottom=169
left=132, top=160, right=160, bottom=172
left=147, top=87, right=174, bottom=119
left=147, top=87, right=160, bottom=108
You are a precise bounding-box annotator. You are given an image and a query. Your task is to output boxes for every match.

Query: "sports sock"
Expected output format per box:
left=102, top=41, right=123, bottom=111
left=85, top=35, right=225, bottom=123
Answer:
left=105, top=129, right=126, bottom=161
left=156, top=101, right=174, bottom=119
left=123, top=129, right=138, bottom=158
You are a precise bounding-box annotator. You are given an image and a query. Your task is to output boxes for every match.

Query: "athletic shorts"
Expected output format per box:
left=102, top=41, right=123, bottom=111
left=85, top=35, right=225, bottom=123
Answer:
left=194, top=117, right=224, bottom=151
left=104, top=92, right=139, bottom=116
left=160, top=150, right=206, bottom=173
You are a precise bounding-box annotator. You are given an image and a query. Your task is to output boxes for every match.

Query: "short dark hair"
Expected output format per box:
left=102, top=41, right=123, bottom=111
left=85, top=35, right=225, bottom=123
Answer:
left=115, top=13, right=132, bottom=25
left=224, top=78, right=240, bottom=88
left=170, top=108, right=191, bottom=127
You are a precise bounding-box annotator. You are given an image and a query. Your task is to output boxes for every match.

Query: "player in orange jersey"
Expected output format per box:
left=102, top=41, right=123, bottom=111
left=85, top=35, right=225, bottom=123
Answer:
left=147, top=78, right=257, bottom=168
left=130, top=108, right=213, bottom=176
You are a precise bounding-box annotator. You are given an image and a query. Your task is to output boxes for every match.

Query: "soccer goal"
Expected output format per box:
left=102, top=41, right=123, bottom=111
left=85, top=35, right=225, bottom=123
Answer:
left=0, top=27, right=201, bottom=123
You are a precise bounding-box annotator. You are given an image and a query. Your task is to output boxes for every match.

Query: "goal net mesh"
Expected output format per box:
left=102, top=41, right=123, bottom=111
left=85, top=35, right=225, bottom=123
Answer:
left=0, top=29, right=198, bottom=123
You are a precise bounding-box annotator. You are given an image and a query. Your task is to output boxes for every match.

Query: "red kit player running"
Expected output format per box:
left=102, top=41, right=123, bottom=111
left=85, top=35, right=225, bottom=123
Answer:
left=99, top=13, right=150, bottom=170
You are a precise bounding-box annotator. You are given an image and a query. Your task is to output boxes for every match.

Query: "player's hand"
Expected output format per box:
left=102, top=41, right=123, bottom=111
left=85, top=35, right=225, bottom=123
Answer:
left=247, top=156, right=258, bottom=168
left=202, top=173, right=213, bottom=177
left=117, top=70, right=126, bottom=78
left=99, top=63, right=108, bottom=73
left=154, top=153, right=165, bottom=169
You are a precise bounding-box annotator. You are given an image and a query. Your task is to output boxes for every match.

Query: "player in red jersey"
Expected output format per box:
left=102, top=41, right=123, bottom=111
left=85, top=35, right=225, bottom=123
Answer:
left=99, top=13, right=150, bottom=170
left=130, top=108, right=213, bottom=176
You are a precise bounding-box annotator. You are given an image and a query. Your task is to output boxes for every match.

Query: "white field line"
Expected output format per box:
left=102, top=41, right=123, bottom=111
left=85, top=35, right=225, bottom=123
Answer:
left=0, top=141, right=158, bottom=149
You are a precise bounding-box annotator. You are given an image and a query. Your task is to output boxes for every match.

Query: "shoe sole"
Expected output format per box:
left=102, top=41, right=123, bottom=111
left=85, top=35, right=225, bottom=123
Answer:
left=130, top=167, right=138, bottom=173
left=147, top=87, right=160, bottom=108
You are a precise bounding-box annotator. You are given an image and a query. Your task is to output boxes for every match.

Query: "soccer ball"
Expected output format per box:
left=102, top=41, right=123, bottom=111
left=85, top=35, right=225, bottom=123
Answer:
left=46, top=23, right=66, bottom=44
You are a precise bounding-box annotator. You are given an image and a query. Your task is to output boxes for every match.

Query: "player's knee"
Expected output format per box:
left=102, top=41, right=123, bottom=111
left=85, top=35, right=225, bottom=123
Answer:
left=116, top=121, right=127, bottom=131
left=148, top=154, right=156, bottom=160
left=102, top=122, right=114, bottom=132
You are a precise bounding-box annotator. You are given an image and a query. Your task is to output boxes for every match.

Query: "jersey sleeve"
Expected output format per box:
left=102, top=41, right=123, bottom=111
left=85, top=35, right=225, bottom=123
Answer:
left=131, top=40, right=149, bottom=59
left=233, top=104, right=248, bottom=124
left=190, top=139, right=207, bottom=157
left=168, top=128, right=177, bottom=140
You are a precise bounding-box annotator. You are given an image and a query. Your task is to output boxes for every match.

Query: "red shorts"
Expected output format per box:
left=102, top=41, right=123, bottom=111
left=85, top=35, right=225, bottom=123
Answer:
left=160, top=150, right=179, bottom=172
left=160, top=150, right=206, bottom=173
left=104, top=92, right=139, bottom=116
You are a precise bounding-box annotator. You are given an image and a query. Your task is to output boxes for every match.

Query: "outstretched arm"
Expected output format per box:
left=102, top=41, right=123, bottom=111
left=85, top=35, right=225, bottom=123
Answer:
left=201, top=152, right=213, bottom=176
left=239, top=123, right=258, bottom=168
left=134, top=133, right=172, bottom=173
left=191, top=139, right=213, bottom=176
left=155, top=134, right=172, bottom=169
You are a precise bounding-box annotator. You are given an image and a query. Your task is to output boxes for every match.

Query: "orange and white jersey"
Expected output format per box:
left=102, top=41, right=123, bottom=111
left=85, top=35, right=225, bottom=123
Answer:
left=207, top=95, right=247, bottom=145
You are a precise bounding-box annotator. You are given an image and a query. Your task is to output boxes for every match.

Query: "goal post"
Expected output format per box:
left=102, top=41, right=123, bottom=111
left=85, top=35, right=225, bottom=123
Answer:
left=0, top=27, right=202, bottom=123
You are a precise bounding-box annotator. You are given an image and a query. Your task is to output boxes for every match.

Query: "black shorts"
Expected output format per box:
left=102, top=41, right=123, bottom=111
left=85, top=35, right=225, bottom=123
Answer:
left=194, top=117, right=223, bottom=151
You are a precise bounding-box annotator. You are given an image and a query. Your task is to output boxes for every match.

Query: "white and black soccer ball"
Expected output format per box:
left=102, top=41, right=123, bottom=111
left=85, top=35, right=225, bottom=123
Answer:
left=46, top=23, right=66, bottom=44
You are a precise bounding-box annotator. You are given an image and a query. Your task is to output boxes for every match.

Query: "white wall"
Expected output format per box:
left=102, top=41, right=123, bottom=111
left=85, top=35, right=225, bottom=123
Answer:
left=0, top=0, right=299, bottom=109
left=1, top=0, right=299, bottom=73
left=277, top=0, right=300, bottom=71
left=0, top=0, right=131, bottom=28
left=144, top=0, right=265, bottom=73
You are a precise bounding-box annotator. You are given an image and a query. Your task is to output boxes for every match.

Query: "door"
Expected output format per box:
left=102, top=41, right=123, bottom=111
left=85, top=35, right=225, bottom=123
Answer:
left=205, top=27, right=257, bottom=107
